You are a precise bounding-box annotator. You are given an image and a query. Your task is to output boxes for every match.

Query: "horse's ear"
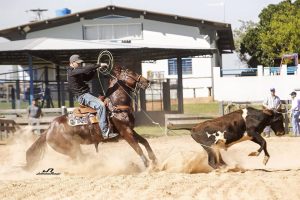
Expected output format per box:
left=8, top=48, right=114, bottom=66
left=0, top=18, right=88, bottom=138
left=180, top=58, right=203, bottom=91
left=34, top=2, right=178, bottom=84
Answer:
left=263, top=109, right=273, bottom=116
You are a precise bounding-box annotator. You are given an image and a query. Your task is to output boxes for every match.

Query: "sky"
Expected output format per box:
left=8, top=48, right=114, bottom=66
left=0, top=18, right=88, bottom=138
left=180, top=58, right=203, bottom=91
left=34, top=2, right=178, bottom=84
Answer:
left=0, top=0, right=283, bottom=67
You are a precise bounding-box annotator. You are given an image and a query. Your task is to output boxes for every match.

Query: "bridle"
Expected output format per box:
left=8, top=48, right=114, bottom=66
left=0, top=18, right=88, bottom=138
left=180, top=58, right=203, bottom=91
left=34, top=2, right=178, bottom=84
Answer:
left=118, top=68, right=144, bottom=94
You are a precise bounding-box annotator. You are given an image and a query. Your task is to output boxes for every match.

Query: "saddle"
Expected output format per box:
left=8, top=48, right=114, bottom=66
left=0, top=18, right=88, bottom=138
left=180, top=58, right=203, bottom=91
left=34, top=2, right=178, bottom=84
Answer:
left=73, top=104, right=97, bottom=117
left=68, top=102, right=132, bottom=126
left=68, top=104, right=98, bottom=126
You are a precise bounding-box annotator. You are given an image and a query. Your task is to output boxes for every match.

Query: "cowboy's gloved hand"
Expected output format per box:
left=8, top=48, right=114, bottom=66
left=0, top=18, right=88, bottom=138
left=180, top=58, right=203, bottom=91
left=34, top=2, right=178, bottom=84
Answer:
left=100, top=63, right=108, bottom=70
left=99, top=95, right=105, bottom=102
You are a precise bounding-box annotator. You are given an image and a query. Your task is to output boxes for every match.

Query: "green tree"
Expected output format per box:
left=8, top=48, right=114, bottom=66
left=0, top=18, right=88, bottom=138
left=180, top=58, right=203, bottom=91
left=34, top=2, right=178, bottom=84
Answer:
left=236, top=0, right=300, bottom=67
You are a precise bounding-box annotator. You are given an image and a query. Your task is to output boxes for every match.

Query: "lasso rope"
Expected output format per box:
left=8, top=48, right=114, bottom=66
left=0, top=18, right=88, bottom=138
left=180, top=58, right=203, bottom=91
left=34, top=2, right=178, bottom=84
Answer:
left=97, top=50, right=114, bottom=96
left=96, top=50, right=162, bottom=129
left=97, top=50, right=114, bottom=75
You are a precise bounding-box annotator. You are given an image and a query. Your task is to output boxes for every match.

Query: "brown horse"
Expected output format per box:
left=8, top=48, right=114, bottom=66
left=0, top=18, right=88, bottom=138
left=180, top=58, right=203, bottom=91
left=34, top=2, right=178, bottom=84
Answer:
left=26, top=65, right=157, bottom=169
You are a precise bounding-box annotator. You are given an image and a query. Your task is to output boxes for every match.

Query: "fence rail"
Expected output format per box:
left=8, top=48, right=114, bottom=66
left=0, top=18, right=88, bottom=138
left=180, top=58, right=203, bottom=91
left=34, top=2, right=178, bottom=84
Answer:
left=0, top=107, right=71, bottom=137
left=0, top=118, right=18, bottom=141
left=221, top=66, right=298, bottom=77
left=164, top=114, right=219, bottom=135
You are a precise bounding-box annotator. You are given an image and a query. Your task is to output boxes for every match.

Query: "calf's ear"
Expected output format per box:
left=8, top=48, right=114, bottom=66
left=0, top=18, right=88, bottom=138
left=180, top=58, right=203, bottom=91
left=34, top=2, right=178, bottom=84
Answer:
left=263, top=109, right=273, bottom=116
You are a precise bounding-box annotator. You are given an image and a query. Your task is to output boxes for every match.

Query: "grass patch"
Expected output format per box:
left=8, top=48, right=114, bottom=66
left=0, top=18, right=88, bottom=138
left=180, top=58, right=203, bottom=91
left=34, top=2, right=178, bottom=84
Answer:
left=134, top=125, right=190, bottom=138
left=137, top=102, right=220, bottom=137
left=184, top=102, right=219, bottom=114
left=171, top=102, right=219, bottom=115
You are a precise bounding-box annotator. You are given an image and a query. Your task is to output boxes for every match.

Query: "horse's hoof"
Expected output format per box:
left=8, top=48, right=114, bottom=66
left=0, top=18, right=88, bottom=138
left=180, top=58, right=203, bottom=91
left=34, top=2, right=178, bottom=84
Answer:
left=248, top=151, right=259, bottom=156
left=146, top=161, right=159, bottom=172
left=263, top=156, right=270, bottom=165
left=151, top=158, right=158, bottom=166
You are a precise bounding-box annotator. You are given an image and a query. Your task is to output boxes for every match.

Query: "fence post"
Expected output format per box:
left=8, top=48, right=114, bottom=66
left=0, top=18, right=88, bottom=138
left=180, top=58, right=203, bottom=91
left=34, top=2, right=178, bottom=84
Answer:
left=11, top=87, right=16, bottom=109
left=163, top=79, right=170, bottom=112
left=280, top=64, right=287, bottom=76
left=219, top=101, right=224, bottom=116
left=61, top=106, right=67, bottom=115
left=164, top=115, right=168, bottom=136
left=257, top=65, right=263, bottom=76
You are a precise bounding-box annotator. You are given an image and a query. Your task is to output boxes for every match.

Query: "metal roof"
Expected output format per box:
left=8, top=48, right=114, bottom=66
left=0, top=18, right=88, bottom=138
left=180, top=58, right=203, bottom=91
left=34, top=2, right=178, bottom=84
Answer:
left=0, top=37, right=217, bottom=65
left=0, top=5, right=234, bottom=54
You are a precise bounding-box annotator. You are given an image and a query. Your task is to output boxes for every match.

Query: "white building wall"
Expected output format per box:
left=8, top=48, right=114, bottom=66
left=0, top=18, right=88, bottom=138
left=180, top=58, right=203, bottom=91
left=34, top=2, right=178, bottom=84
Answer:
left=27, top=22, right=84, bottom=39
left=213, top=67, right=300, bottom=101
left=27, top=18, right=210, bottom=47
left=142, top=57, right=212, bottom=98
left=135, top=19, right=210, bottom=48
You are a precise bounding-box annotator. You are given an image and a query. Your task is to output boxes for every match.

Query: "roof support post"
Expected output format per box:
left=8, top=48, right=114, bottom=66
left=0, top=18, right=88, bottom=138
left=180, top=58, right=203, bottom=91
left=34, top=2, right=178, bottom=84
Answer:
left=136, top=61, right=146, bottom=111
left=210, top=31, right=222, bottom=101
left=177, top=57, right=183, bottom=113
left=28, top=54, right=34, bottom=105
left=55, top=65, right=61, bottom=108
left=44, top=66, right=50, bottom=108
left=16, top=79, right=20, bottom=109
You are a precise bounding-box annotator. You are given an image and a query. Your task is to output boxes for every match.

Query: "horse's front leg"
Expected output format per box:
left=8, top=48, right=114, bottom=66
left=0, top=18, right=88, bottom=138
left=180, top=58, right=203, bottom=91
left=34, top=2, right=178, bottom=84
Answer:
left=119, top=127, right=149, bottom=167
left=132, top=130, right=157, bottom=164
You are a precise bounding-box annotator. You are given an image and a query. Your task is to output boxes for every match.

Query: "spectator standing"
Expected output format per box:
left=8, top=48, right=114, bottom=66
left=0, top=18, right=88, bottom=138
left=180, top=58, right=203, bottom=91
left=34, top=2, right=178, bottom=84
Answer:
left=262, top=88, right=281, bottom=137
left=27, top=98, right=43, bottom=134
left=290, top=91, right=300, bottom=136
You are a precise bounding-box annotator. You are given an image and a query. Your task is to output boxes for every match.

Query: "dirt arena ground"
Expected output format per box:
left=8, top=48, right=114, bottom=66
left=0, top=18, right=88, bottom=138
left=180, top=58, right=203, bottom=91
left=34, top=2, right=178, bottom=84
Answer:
left=0, top=127, right=300, bottom=200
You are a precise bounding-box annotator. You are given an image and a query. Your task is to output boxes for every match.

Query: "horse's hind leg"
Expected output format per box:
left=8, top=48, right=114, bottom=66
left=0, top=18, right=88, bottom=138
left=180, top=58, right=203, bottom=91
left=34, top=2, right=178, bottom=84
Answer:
left=47, top=134, right=83, bottom=162
left=132, top=130, right=157, bottom=164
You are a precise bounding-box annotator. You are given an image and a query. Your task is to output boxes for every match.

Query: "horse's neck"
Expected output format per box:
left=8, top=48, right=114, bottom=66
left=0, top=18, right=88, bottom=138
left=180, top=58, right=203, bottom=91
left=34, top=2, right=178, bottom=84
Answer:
left=108, top=80, right=132, bottom=106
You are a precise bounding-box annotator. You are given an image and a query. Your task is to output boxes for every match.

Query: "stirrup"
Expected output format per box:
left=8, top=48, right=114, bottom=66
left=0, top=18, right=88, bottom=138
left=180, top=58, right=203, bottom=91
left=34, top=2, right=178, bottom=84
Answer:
left=102, top=128, right=118, bottom=139
left=103, top=133, right=118, bottom=139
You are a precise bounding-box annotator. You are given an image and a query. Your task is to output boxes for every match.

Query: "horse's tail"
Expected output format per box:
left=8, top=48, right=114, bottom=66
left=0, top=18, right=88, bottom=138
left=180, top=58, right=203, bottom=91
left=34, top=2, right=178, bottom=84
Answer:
left=25, top=131, right=47, bottom=170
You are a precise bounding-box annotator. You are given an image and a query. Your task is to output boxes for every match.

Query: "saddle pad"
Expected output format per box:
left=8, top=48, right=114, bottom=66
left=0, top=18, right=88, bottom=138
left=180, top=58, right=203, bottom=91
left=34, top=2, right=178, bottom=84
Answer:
left=73, top=105, right=97, bottom=116
left=67, top=112, right=98, bottom=126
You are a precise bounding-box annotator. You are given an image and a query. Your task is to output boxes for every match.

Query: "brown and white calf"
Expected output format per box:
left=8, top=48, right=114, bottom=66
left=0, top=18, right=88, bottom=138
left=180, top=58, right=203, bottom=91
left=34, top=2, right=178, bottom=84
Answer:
left=191, top=107, right=285, bottom=169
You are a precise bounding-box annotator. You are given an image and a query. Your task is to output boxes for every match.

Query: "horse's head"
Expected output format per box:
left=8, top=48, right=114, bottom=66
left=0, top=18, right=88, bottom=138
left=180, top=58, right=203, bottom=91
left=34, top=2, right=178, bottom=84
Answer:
left=113, top=65, right=150, bottom=91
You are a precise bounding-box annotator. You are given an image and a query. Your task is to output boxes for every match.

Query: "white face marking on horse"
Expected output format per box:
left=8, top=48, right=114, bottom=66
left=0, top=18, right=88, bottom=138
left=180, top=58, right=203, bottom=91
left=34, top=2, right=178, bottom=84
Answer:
left=242, top=108, right=248, bottom=121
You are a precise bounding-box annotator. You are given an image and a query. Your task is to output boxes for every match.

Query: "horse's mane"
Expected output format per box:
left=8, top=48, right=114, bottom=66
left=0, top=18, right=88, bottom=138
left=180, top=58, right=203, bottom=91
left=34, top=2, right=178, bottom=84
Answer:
left=112, top=64, right=123, bottom=76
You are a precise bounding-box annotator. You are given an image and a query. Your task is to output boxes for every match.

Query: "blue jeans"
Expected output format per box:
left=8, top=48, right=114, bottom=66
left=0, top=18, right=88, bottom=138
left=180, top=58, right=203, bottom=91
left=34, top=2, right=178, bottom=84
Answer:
left=77, top=93, right=108, bottom=134
left=292, top=110, right=300, bottom=136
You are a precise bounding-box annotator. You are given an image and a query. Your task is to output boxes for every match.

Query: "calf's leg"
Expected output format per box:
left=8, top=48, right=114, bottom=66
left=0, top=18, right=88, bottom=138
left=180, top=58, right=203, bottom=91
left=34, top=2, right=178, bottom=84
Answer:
left=248, top=132, right=270, bottom=165
left=191, top=132, right=220, bottom=169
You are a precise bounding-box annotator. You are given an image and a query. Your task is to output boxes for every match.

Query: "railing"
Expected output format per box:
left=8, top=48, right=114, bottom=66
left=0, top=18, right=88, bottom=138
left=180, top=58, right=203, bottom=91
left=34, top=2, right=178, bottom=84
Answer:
left=0, top=107, right=72, bottom=136
left=221, top=68, right=257, bottom=77
left=221, top=66, right=298, bottom=77
left=266, top=66, right=298, bottom=75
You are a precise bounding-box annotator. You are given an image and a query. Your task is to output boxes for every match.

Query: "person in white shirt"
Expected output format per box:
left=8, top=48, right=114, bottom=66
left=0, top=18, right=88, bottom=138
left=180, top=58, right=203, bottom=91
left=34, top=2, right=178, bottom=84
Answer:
left=262, top=88, right=281, bottom=137
left=290, top=91, right=300, bottom=136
